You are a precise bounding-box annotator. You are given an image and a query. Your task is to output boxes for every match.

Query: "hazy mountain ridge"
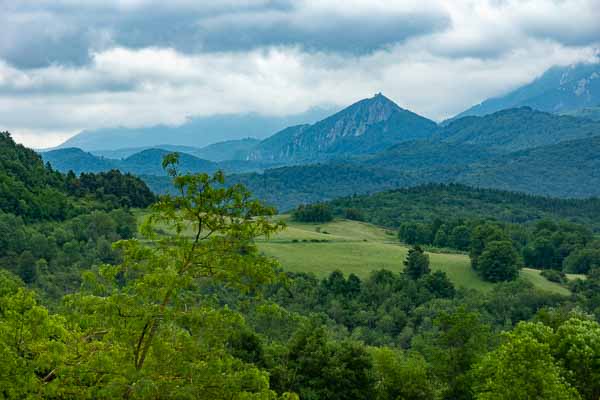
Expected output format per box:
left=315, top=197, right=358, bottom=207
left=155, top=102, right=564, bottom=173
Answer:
left=56, top=107, right=336, bottom=151
left=42, top=147, right=269, bottom=176
left=454, top=61, right=600, bottom=119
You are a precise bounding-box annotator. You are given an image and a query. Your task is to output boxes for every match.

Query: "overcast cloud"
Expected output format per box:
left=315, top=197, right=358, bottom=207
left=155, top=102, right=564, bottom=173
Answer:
left=0, top=0, right=599, bottom=147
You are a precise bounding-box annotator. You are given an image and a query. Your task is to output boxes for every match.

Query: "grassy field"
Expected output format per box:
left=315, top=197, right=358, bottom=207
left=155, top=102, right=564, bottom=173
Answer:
left=257, top=216, right=571, bottom=295
left=135, top=210, right=573, bottom=295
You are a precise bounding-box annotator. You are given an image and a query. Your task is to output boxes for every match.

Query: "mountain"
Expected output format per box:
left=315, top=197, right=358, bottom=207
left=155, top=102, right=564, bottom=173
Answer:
left=89, top=139, right=260, bottom=162
left=440, top=107, right=600, bottom=153
left=42, top=147, right=270, bottom=176
left=42, top=148, right=116, bottom=173
left=91, top=145, right=202, bottom=160
left=119, top=149, right=219, bottom=176
left=56, top=107, right=336, bottom=151
left=246, top=93, right=438, bottom=162
left=454, top=61, right=600, bottom=119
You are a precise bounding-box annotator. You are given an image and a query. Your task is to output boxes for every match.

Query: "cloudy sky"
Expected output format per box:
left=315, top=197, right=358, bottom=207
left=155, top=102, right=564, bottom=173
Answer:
left=1, top=0, right=599, bottom=147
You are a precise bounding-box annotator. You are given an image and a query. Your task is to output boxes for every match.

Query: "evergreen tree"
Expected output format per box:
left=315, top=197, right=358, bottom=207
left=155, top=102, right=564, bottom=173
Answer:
left=404, top=246, right=430, bottom=279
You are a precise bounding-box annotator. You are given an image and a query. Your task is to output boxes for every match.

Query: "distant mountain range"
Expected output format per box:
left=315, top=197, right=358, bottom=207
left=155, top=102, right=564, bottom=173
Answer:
left=454, top=61, right=600, bottom=119
left=55, top=107, right=336, bottom=151
left=42, top=147, right=271, bottom=176
left=41, top=65, right=600, bottom=209
left=89, top=138, right=260, bottom=162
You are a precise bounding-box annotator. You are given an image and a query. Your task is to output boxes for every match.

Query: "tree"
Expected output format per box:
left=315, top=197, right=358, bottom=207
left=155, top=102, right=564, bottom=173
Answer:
left=563, top=246, right=600, bottom=274
left=414, top=307, right=491, bottom=400
left=554, top=316, right=600, bottom=400
left=477, top=241, right=521, bottom=282
left=371, top=347, right=436, bottom=400
left=62, top=154, right=287, bottom=398
left=472, top=322, right=580, bottom=400
left=404, top=246, right=430, bottom=280
left=450, top=225, right=471, bottom=251
left=273, top=321, right=374, bottom=400
left=423, top=270, right=455, bottom=298
left=469, top=223, right=507, bottom=270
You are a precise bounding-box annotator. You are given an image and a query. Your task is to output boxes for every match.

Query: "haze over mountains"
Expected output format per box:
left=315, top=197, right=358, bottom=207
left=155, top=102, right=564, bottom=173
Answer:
left=56, top=107, right=336, bottom=152
left=41, top=61, right=600, bottom=208
left=454, top=62, right=600, bottom=119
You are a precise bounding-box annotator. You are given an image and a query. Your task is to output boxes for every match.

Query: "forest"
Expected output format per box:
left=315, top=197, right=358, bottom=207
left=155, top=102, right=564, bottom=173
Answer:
left=1, top=134, right=600, bottom=399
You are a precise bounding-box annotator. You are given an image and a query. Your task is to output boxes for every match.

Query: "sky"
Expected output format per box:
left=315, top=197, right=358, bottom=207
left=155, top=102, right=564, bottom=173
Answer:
left=1, top=0, right=599, bottom=148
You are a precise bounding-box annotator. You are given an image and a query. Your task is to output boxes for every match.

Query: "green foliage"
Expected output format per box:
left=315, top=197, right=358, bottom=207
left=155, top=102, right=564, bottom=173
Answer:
left=472, top=321, right=581, bottom=400
left=330, top=184, right=600, bottom=231
left=0, top=132, right=154, bottom=222
left=476, top=241, right=521, bottom=282
left=292, top=203, right=333, bottom=223
left=370, top=347, right=436, bottom=400
left=563, top=245, right=600, bottom=274
left=270, top=321, right=374, bottom=400
left=61, top=157, right=284, bottom=397
left=404, top=246, right=430, bottom=280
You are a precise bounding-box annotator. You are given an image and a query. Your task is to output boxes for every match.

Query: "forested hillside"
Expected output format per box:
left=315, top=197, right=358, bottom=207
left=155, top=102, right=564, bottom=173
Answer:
left=0, top=131, right=155, bottom=297
left=440, top=107, right=600, bottom=152
left=2, top=155, right=600, bottom=399
left=328, top=183, right=600, bottom=230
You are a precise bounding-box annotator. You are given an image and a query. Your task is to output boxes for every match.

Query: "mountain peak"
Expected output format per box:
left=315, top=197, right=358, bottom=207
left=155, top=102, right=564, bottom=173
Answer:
left=247, top=94, right=437, bottom=162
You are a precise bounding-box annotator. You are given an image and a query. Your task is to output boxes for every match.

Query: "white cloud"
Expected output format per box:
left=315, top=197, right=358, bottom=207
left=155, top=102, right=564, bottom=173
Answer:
left=0, top=0, right=599, bottom=147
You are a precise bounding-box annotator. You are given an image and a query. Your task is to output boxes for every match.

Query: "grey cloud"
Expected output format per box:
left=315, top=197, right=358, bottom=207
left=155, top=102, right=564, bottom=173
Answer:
left=0, top=1, right=449, bottom=68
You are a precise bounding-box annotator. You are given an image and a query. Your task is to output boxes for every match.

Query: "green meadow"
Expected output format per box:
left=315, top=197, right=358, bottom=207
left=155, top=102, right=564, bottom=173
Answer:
left=257, top=216, right=572, bottom=295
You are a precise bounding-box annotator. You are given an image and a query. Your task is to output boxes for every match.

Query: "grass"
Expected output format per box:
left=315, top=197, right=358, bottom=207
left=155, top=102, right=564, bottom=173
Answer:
left=257, top=216, right=570, bottom=294
left=135, top=210, right=571, bottom=295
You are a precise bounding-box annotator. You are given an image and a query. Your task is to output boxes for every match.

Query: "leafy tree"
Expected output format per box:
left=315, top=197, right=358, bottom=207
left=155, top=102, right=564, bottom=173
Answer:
left=272, top=321, right=374, bottom=400
left=563, top=246, right=600, bottom=274
left=554, top=316, right=600, bottom=400
left=477, top=241, right=521, bottom=282
left=472, top=322, right=580, bottom=400
left=0, top=286, right=71, bottom=398
left=450, top=225, right=471, bottom=251
left=404, top=246, right=430, bottom=280
left=62, top=155, right=286, bottom=398
left=371, top=347, right=436, bottom=400
left=469, top=223, right=507, bottom=271
left=413, top=307, right=492, bottom=400
left=423, top=270, right=455, bottom=298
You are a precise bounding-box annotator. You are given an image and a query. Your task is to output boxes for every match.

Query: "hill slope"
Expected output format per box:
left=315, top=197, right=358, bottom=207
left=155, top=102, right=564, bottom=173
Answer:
left=456, top=135, right=600, bottom=198
left=455, top=61, right=600, bottom=118
left=1, top=132, right=155, bottom=221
